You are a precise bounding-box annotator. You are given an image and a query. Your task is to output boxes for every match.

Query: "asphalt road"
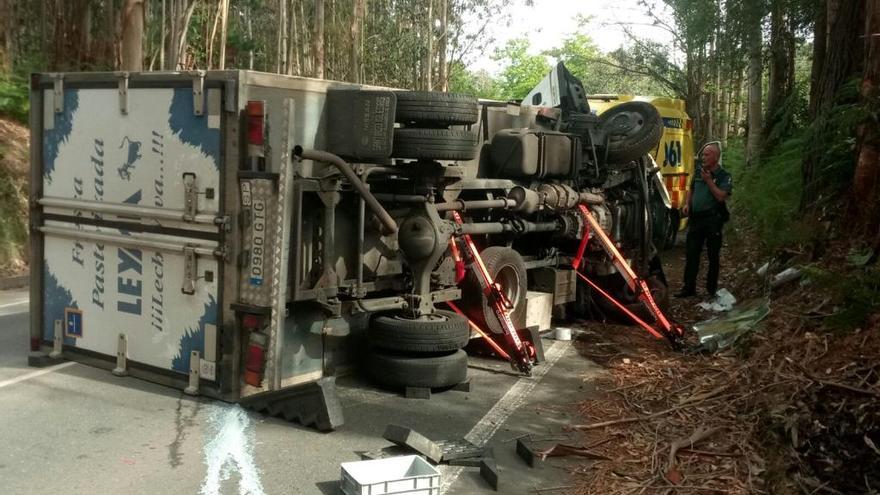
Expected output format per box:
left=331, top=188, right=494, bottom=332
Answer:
left=0, top=288, right=603, bottom=495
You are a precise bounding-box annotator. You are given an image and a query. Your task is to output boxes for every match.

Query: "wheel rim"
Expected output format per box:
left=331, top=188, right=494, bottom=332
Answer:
left=608, top=111, right=645, bottom=137
left=495, top=265, right=522, bottom=308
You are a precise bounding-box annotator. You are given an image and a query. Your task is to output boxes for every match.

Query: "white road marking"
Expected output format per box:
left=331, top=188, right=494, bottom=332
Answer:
left=0, top=361, right=77, bottom=389
left=0, top=298, right=28, bottom=309
left=200, top=404, right=265, bottom=495
left=440, top=340, right=570, bottom=491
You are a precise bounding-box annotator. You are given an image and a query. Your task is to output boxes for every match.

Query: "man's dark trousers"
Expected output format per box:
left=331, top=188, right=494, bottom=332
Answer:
left=683, top=211, right=723, bottom=295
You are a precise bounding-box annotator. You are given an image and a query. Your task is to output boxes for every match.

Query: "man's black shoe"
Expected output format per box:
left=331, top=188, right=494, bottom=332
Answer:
left=673, top=289, right=696, bottom=298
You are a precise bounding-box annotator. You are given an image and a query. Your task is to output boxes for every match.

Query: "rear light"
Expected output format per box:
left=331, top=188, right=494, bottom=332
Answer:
left=246, top=100, right=266, bottom=147
left=685, top=119, right=693, bottom=131
left=246, top=100, right=267, bottom=171
left=244, top=331, right=268, bottom=387
left=242, top=313, right=262, bottom=330
left=30, top=337, right=40, bottom=352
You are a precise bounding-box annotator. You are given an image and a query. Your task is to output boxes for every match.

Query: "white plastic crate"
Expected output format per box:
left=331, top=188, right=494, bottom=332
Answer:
left=340, top=455, right=441, bottom=495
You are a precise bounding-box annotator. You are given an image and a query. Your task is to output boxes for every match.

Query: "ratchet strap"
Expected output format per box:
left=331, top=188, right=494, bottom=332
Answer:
left=451, top=211, right=534, bottom=375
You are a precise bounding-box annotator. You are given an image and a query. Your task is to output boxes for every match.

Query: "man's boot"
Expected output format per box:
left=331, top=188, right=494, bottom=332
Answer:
left=674, top=287, right=696, bottom=298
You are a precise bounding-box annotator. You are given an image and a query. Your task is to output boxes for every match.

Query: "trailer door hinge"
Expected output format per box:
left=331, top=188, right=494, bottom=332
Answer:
left=193, top=71, right=206, bottom=116
left=52, top=75, right=64, bottom=114
left=182, top=247, right=197, bottom=295
left=117, top=72, right=129, bottom=115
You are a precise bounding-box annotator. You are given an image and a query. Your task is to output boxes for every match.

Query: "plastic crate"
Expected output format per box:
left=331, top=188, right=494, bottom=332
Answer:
left=340, top=455, right=440, bottom=495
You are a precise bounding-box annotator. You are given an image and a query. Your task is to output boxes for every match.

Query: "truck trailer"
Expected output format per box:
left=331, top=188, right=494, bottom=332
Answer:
left=28, top=63, right=675, bottom=431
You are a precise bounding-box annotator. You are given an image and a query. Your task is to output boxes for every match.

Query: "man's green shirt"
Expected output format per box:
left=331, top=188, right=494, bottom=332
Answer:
left=691, top=165, right=732, bottom=214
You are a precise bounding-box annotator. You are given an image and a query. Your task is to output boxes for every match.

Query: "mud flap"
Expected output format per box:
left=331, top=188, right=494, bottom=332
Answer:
left=240, top=376, right=344, bottom=431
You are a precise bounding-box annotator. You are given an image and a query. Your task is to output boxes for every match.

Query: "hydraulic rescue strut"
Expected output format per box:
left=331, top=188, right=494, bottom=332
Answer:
left=451, top=211, right=535, bottom=375
left=573, top=204, right=686, bottom=348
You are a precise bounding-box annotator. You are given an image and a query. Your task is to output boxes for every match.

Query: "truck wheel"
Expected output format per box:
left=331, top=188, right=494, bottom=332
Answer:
left=366, top=349, right=468, bottom=389
left=600, top=101, right=662, bottom=164
left=461, top=247, right=528, bottom=334
left=369, top=310, right=470, bottom=353
left=395, top=91, right=479, bottom=126
left=392, top=128, right=477, bottom=161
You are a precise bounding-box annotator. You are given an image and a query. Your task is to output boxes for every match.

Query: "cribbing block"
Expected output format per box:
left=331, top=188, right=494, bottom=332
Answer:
left=405, top=386, right=431, bottom=399
left=480, top=457, right=500, bottom=491
left=383, top=424, right=443, bottom=464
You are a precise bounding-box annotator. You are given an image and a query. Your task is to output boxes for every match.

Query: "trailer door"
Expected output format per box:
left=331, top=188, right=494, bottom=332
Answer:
left=37, top=84, right=226, bottom=378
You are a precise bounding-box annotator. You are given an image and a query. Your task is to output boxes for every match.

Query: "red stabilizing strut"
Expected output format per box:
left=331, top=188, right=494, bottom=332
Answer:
left=574, top=204, right=685, bottom=346
left=574, top=270, right=665, bottom=340
left=445, top=301, right=512, bottom=361
left=452, top=211, right=534, bottom=375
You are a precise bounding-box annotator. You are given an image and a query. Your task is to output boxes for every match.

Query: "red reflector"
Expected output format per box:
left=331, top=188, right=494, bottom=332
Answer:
left=242, top=314, right=261, bottom=330
left=247, top=100, right=266, bottom=146
left=685, top=119, right=693, bottom=130
left=30, top=337, right=41, bottom=352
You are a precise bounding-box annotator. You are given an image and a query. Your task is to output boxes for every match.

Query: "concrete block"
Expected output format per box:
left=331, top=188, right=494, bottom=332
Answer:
left=525, top=291, right=553, bottom=332
left=383, top=424, right=443, bottom=464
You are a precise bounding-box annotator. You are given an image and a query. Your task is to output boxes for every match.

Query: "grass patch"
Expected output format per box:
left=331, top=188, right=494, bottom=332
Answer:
left=725, top=136, right=819, bottom=250
left=0, top=74, right=28, bottom=123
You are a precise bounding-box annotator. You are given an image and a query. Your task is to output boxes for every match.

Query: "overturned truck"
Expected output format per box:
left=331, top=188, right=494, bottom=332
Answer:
left=28, top=63, right=677, bottom=431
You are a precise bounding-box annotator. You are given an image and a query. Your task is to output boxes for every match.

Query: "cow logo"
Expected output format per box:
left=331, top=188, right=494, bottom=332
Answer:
left=117, top=136, right=143, bottom=181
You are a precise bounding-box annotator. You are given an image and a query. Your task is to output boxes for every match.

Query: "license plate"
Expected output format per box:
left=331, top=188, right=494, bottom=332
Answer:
left=249, top=199, right=266, bottom=286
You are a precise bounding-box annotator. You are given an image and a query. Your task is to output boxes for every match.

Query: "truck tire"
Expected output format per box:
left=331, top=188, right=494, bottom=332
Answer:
left=395, top=91, right=479, bottom=126
left=366, top=349, right=468, bottom=389
left=369, top=310, right=470, bottom=353
left=392, top=128, right=477, bottom=161
left=461, top=246, right=528, bottom=334
left=600, top=101, right=663, bottom=164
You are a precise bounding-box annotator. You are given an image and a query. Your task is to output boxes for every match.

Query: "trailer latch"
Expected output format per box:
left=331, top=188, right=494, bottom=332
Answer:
left=183, top=172, right=197, bottom=221
left=182, top=247, right=197, bottom=295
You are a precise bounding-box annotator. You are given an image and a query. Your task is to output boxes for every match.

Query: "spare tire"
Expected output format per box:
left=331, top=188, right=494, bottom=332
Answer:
left=600, top=101, right=663, bottom=164
left=369, top=310, right=470, bottom=353
left=461, top=247, right=528, bottom=334
left=366, top=349, right=468, bottom=389
left=392, top=128, right=477, bottom=161
left=395, top=91, right=479, bottom=126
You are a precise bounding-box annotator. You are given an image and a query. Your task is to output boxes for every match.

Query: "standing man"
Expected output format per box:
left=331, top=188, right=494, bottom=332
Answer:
left=675, top=142, right=732, bottom=298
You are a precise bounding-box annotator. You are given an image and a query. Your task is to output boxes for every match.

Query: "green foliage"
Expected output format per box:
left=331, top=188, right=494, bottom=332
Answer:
left=802, top=264, right=880, bottom=330
left=802, top=79, right=865, bottom=196
left=448, top=62, right=502, bottom=100
left=491, top=38, right=550, bottom=100
left=544, top=33, right=674, bottom=97
left=725, top=136, right=820, bottom=249
left=0, top=150, right=27, bottom=276
left=0, top=75, right=28, bottom=123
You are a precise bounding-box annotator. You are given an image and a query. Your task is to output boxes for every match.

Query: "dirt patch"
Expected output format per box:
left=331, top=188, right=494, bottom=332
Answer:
left=0, top=116, right=29, bottom=276
left=567, top=227, right=880, bottom=494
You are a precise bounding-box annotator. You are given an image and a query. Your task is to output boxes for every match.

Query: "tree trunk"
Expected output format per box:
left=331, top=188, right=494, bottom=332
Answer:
left=350, top=0, right=365, bottom=83
left=853, top=0, right=880, bottom=233
left=218, top=0, right=228, bottom=69
left=746, top=17, right=763, bottom=166
left=733, top=70, right=744, bottom=137
left=247, top=4, right=254, bottom=70
left=176, top=1, right=197, bottom=69
left=802, top=0, right=866, bottom=209
left=422, top=0, right=433, bottom=90
left=121, top=0, right=144, bottom=71
left=207, top=0, right=222, bottom=68
left=314, top=0, right=324, bottom=78
left=437, top=0, right=448, bottom=91
left=763, top=0, right=795, bottom=146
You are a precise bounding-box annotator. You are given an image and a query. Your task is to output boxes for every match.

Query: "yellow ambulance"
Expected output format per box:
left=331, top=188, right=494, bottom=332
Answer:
left=590, top=95, right=694, bottom=236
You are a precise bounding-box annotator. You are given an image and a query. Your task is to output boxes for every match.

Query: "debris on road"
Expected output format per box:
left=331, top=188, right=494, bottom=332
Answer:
left=696, top=287, right=736, bottom=311
left=694, top=297, right=770, bottom=351
left=340, top=455, right=440, bottom=495
left=770, top=266, right=804, bottom=289
left=382, top=424, right=443, bottom=464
